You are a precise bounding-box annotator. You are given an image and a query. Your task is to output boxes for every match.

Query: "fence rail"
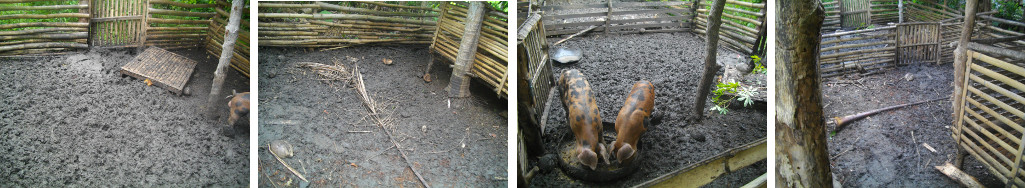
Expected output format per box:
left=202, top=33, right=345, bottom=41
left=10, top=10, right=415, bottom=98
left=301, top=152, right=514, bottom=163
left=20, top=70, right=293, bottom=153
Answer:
left=540, top=0, right=694, bottom=36
left=0, top=0, right=89, bottom=56
left=256, top=1, right=438, bottom=47
left=694, top=0, right=765, bottom=54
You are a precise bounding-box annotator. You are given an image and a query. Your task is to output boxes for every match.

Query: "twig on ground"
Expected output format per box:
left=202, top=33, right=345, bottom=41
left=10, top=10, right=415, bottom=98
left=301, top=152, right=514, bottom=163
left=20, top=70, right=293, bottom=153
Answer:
left=348, top=131, right=372, bottom=133
left=269, top=144, right=309, bottom=182
left=427, top=127, right=471, bottom=154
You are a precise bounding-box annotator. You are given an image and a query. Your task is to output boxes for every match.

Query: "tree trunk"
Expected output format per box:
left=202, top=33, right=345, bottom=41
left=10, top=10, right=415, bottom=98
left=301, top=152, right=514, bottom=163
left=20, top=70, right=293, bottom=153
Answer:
left=775, top=0, right=832, bottom=186
left=952, top=0, right=979, bottom=168
left=447, top=2, right=484, bottom=98
left=691, top=0, right=727, bottom=121
left=206, top=0, right=246, bottom=119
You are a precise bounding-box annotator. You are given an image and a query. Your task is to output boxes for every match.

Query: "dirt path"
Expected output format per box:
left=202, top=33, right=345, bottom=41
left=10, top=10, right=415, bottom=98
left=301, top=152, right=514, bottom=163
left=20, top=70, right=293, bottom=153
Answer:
left=529, top=32, right=767, bottom=187
left=257, top=46, right=508, bottom=187
left=823, top=62, right=1002, bottom=187
left=0, top=48, right=249, bottom=187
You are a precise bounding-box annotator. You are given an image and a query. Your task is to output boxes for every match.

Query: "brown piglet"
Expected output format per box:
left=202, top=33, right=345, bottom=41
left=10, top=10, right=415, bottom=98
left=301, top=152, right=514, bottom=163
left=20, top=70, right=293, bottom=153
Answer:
left=558, top=69, right=608, bottom=170
left=228, top=92, right=250, bottom=126
left=612, top=80, right=654, bottom=165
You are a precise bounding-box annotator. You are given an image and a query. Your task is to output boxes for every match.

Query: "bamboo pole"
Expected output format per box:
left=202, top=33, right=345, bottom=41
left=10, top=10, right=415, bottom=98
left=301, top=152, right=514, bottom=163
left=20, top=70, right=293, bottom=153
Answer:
left=0, top=42, right=88, bottom=52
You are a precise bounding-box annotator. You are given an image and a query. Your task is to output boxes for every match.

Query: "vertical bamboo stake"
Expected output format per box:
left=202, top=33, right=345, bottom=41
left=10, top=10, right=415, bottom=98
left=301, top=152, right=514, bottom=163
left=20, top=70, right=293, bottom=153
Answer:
left=952, top=0, right=978, bottom=168
left=139, top=0, right=148, bottom=51
left=605, top=0, right=612, bottom=35
left=691, top=0, right=726, bottom=121
left=207, top=0, right=246, bottom=118
left=447, top=2, right=484, bottom=98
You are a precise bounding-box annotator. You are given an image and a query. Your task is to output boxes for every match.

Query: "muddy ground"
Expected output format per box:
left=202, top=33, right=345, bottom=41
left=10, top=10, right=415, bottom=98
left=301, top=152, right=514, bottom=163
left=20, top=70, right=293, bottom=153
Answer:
left=0, top=48, right=250, bottom=186
left=823, top=62, right=1003, bottom=186
left=528, top=32, right=767, bottom=187
left=257, top=46, right=507, bottom=187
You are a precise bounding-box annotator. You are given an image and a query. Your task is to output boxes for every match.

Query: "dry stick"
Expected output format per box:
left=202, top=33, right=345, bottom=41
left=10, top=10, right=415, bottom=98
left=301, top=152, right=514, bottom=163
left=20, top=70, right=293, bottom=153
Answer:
left=552, top=25, right=598, bottom=46
left=833, top=97, right=947, bottom=133
left=351, top=66, right=431, bottom=188
left=269, top=145, right=309, bottom=182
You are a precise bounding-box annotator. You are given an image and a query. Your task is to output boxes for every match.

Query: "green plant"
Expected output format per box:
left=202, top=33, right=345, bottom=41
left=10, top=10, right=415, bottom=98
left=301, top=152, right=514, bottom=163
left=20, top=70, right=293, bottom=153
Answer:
left=750, top=55, right=765, bottom=74
left=710, top=82, right=758, bottom=114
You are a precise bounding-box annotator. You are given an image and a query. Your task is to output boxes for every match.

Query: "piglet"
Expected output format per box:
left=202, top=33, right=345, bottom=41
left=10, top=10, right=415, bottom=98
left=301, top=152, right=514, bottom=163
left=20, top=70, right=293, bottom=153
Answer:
left=558, top=69, right=608, bottom=170
left=228, top=92, right=250, bottom=127
left=612, top=80, right=654, bottom=165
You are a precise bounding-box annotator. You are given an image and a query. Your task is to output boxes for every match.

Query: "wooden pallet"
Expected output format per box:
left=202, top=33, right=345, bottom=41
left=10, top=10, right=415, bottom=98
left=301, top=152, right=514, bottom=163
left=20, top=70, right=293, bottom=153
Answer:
left=120, top=47, right=198, bottom=95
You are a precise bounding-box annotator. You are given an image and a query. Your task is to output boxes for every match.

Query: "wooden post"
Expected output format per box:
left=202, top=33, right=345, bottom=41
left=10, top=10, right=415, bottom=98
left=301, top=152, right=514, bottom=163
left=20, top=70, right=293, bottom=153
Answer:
left=898, top=0, right=903, bottom=23
left=952, top=0, right=978, bottom=168
left=605, top=0, right=612, bottom=35
left=775, top=0, right=832, bottom=186
left=139, top=0, right=148, bottom=52
left=752, top=7, right=768, bottom=56
left=691, top=0, right=726, bottom=121
left=447, top=2, right=484, bottom=98
left=80, top=0, right=91, bottom=48
left=207, top=0, right=246, bottom=118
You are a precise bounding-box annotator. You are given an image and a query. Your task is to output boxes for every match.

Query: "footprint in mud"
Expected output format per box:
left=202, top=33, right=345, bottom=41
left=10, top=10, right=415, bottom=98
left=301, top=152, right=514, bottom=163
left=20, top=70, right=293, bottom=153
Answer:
left=65, top=54, right=103, bottom=77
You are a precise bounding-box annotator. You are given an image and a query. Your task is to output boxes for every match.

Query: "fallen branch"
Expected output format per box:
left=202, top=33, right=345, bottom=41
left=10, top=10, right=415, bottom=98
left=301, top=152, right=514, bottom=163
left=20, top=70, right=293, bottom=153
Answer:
left=351, top=65, right=431, bottom=188
left=269, top=144, right=309, bottom=182
left=833, top=97, right=946, bottom=133
left=552, top=25, right=598, bottom=46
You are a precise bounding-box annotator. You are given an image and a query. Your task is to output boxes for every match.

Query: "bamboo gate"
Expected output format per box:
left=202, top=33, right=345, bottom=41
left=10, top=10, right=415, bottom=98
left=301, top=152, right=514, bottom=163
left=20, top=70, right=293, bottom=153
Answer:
left=951, top=45, right=1025, bottom=187
left=0, top=0, right=251, bottom=77
left=256, top=1, right=508, bottom=98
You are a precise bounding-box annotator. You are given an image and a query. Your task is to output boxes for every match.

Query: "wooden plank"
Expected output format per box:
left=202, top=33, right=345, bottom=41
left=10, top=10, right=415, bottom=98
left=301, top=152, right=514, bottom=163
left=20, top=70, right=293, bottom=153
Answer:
left=634, top=139, right=767, bottom=187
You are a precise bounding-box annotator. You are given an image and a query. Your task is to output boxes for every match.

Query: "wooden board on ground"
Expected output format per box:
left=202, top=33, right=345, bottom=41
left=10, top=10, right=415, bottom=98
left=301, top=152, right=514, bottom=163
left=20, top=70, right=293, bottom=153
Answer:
left=120, top=47, right=198, bottom=95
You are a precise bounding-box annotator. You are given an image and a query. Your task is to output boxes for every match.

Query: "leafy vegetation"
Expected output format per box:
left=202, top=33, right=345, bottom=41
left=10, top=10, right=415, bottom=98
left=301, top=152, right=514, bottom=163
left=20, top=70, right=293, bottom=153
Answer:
left=710, top=81, right=757, bottom=114
left=750, top=55, right=765, bottom=74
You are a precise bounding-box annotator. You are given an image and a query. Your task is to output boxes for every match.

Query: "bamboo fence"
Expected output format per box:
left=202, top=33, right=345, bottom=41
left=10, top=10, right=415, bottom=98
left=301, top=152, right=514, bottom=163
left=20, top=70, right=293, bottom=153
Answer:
left=694, top=0, right=766, bottom=54
left=0, top=0, right=90, bottom=56
left=817, top=1, right=1012, bottom=78
left=818, top=25, right=897, bottom=77
left=1, top=0, right=250, bottom=77
left=820, top=0, right=900, bottom=31
left=431, top=2, right=508, bottom=97
left=516, top=12, right=552, bottom=128
left=539, top=0, right=694, bottom=36
left=256, top=1, right=438, bottom=47
left=952, top=47, right=1025, bottom=187
left=204, top=0, right=250, bottom=77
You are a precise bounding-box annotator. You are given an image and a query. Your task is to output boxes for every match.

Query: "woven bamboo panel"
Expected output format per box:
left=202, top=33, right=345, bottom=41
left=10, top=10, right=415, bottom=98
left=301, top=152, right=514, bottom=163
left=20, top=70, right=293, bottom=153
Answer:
left=896, top=22, right=940, bottom=64
left=954, top=50, right=1025, bottom=187
left=91, top=0, right=146, bottom=48
left=120, top=47, right=198, bottom=95
left=431, top=2, right=509, bottom=97
left=517, top=13, right=552, bottom=127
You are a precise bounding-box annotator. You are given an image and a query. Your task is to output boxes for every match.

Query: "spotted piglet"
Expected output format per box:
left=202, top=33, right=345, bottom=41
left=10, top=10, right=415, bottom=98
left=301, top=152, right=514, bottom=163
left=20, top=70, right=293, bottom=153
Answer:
left=228, top=92, right=250, bottom=128
left=612, top=81, right=654, bottom=165
left=558, top=69, right=608, bottom=170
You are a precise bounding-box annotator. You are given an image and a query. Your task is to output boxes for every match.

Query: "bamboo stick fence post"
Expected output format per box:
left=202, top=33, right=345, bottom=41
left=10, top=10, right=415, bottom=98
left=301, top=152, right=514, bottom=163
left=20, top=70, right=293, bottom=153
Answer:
left=752, top=6, right=768, bottom=56
left=605, top=0, right=612, bottom=35
left=139, top=0, right=148, bottom=52
left=692, top=0, right=727, bottom=121
left=448, top=2, right=485, bottom=98
left=207, top=0, right=246, bottom=118
left=952, top=0, right=979, bottom=169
